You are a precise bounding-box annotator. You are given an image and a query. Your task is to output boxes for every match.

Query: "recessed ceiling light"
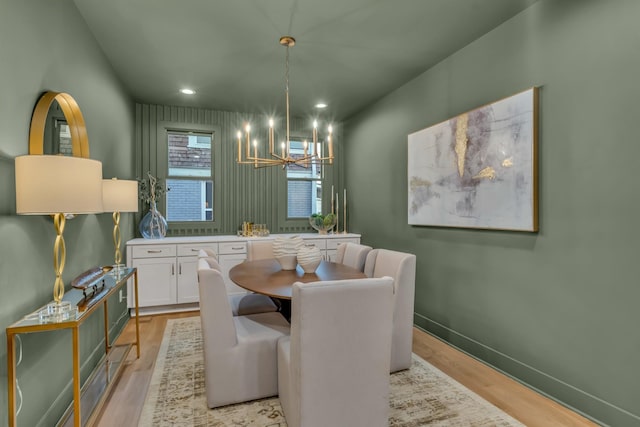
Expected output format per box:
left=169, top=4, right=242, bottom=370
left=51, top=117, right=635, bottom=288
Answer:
left=180, top=88, right=196, bottom=95
left=315, top=103, right=328, bottom=109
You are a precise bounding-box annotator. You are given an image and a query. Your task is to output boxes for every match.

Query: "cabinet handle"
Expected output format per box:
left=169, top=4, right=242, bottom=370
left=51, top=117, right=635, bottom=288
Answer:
left=171, top=264, right=175, bottom=275
left=179, top=263, right=182, bottom=275
left=147, top=249, right=162, bottom=253
left=231, top=246, right=244, bottom=250
left=191, top=248, right=200, bottom=252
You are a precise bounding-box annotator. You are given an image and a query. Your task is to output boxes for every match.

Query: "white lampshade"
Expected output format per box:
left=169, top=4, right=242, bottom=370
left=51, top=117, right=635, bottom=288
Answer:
left=102, top=178, right=139, bottom=213
left=15, top=155, right=103, bottom=214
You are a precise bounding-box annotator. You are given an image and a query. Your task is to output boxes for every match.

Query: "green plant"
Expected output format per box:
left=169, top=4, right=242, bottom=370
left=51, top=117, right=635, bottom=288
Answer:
left=138, top=172, right=169, bottom=205
left=310, top=212, right=337, bottom=230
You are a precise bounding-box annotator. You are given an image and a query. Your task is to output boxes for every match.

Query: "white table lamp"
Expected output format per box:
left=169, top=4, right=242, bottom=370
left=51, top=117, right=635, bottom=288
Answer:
left=15, top=155, right=103, bottom=321
left=102, top=178, right=138, bottom=270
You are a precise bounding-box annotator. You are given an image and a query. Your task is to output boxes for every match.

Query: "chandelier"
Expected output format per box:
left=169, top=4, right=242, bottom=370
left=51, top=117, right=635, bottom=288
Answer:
left=236, top=36, right=334, bottom=169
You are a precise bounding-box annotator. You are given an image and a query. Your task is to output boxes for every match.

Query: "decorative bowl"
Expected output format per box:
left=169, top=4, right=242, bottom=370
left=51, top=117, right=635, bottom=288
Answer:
left=309, top=213, right=337, bottom=234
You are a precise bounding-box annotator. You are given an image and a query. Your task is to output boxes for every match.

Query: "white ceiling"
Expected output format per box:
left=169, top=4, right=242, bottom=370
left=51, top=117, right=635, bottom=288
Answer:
left=73, top=0, right=538, bottom=121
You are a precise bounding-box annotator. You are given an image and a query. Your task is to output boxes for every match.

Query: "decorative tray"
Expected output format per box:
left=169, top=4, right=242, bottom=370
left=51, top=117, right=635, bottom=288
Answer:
left=71, top=266, right=112, bottom=290
left=71, top=266, right=114, bottom=308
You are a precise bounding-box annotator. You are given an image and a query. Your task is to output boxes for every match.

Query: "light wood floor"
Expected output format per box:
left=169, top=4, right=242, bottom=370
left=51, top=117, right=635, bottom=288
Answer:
left=95, top=312, right=598, bottom=427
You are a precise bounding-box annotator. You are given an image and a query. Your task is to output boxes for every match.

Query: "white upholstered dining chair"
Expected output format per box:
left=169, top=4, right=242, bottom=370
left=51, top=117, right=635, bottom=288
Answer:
left=197, top=255, right=278, bottom=316
left=277, top=277, right=394, bottom=427
left=335, top=242, right=372, bottom=272
left=198, top=247, right=218, bottom=261
left=246, top=240, right=275, bottom=261
left=364, top=248, right=417, bottom=373
left=197, top=259, right=290, bottom=408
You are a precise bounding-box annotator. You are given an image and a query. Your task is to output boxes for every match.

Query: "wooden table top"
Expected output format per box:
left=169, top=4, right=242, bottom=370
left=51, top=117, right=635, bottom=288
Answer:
left=229, top=259, right=367, bottom=300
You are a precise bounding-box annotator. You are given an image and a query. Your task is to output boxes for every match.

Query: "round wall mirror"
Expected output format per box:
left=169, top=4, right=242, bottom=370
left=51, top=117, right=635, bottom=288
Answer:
left=29, top=92, right=90, bottom=158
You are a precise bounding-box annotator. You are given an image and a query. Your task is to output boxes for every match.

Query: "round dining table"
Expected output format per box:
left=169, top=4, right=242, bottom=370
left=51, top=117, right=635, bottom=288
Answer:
left=229, top=258, right=367, bottom=300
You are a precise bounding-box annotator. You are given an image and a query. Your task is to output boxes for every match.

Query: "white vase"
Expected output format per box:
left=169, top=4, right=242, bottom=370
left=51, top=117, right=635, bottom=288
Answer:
left=273, top=235, right=304, bottom=270
left=297, top=246, right=322, bottom=273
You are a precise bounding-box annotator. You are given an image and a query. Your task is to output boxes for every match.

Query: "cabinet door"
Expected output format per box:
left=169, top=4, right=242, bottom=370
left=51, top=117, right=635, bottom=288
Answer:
left=218, top=254, right=249, bottom=295
left=132, top=257, right=177, bottom=307
left=177, top=256, right=200, bottom=304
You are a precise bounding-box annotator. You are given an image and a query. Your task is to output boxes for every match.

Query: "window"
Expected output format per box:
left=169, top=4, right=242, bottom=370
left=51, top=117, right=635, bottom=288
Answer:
left=286, top=139, right=323, bottom=218
left=165, top=131, right=214, bottom=222
left=55, top=120, right=72, bottom=156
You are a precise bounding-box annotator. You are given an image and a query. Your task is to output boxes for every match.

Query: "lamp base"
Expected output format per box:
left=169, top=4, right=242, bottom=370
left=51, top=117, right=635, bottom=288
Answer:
left=39, top=301, right=77, bottom=323
left=109, top=264, right=127, bottom=278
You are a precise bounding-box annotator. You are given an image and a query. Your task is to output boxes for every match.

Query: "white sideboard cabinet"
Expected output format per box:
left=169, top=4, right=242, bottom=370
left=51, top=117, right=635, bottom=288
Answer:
left=126, top=233, right=361, bottom=315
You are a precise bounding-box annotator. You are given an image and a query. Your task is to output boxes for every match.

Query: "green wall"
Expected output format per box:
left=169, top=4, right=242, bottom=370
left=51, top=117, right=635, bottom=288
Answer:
left=0, top=1, right=135, bottom=426
left=345, top=0, right=639, bottom=425
left=135, top=104, right=345, bottom=235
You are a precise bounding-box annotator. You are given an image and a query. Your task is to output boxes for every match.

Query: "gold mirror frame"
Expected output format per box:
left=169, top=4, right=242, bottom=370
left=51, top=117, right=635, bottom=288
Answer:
left=29, top=92, right=90, bottom=158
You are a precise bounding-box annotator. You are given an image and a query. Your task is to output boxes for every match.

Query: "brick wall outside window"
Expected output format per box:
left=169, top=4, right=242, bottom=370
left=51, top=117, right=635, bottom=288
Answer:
left=166, top=180, right=204, bottom=221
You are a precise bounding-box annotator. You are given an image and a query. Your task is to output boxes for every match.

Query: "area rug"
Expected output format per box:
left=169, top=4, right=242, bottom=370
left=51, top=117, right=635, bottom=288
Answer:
left=139, top=317, right=524, bottom=426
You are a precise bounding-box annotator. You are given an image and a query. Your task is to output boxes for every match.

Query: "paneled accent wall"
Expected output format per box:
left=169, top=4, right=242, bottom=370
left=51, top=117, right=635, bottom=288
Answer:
left=135, top=104, right=344, bottom=236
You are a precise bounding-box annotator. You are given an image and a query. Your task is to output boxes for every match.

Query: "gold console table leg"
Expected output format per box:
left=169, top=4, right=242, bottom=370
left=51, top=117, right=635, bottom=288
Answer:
left=72, top=326, right=81, bottom=426
left=134, top=270, right=140, bottom=358
left=7, top=332, right=16, bottom=427
left=104, top=299, right=110, bottom=353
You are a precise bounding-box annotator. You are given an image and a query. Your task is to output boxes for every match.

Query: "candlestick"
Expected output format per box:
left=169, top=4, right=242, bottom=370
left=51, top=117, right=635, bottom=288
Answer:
left=331, top=185, right=334, bottom=214
left=313, top=120, right=318, bottom=156
left=343, top=189, right=347, bottom=234
left=336, top=192, right=339, bottom=234
left=328, top=125, right=334, bottom=164
left=253, top=140, right=258, bottom=167
left=245, top=124, right=251, bottom=159
left=269, top=118, right=274, bottom=155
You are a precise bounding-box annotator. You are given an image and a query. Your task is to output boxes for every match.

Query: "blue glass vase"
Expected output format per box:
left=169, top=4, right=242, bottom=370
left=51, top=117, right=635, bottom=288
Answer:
left=139, top=202, right=167, bottom=239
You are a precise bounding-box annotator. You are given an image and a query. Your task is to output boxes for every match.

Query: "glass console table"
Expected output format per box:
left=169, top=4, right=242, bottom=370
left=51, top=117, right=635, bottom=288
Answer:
left=6, top=267, right=140, bottom=427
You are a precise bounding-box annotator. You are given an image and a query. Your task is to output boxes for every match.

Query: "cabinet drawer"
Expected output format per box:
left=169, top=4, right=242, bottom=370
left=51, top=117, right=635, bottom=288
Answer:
left=326, top=238, right=360, bottom=250
left=177, top=242, right=219, bottom=257
left=219, top=241, right=247, bottom=255
left=302, top=239, right=327, bottom=250
left=131, top=244, right=176, bottom=259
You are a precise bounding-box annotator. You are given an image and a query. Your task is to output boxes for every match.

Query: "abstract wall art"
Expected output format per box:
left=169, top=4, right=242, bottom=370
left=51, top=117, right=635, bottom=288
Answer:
left=408, top=88, right=538, bottom=231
